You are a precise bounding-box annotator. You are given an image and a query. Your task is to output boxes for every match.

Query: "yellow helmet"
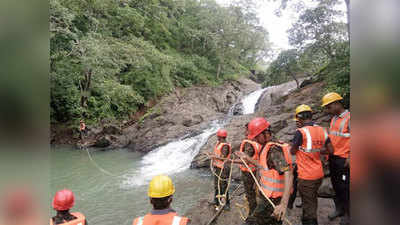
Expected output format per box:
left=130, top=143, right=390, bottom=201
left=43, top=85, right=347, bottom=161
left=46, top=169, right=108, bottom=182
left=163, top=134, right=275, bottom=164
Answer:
left=294, top=104, right=312, bottom=121
left=321, top=92, right=343, bottom=107
left=148, top=175, right=175, bottom=198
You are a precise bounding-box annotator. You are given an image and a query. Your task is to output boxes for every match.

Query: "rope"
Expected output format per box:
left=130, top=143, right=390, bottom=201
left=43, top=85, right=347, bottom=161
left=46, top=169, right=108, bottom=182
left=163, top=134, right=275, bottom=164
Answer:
left=238, top=157, right=294, bottom=225
left=206, top=153, right=234, bottom=225
left=208, top=154, right=230, bottom=181
left=235, top=202, right=249, bottom=221
left=84, top=147, right=120, bottom=177
left=214, top=156, right=234, bottom=207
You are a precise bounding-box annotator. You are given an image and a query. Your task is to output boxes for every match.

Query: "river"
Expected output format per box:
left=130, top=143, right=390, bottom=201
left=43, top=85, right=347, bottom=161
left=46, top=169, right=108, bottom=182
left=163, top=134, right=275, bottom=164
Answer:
left=50, top=79, right=302, bottom=225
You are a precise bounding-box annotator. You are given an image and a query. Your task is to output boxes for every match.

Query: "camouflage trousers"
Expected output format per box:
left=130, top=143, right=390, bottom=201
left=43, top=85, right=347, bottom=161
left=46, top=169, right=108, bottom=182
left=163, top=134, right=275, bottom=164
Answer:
left=213, top=166, right=230, bottom=206
left=241, top=171, right=257, bottom=216
left=246, top=195, right=282, bottom=225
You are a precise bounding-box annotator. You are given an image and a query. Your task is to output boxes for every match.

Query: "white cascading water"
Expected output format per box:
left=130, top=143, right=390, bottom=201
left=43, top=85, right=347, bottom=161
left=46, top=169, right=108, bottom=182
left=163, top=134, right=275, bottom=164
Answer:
left=123, top=78, right=304, bottom=186
left=241, top=87, right=268, bottom=114
left=242, top=79, right=306, bottom=114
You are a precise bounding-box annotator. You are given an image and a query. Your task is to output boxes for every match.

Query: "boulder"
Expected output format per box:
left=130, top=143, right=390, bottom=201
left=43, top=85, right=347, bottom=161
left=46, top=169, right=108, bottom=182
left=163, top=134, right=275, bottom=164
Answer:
left=93, top=136, right=111, bottom=148
left=102, top=125, right=122, bottom=135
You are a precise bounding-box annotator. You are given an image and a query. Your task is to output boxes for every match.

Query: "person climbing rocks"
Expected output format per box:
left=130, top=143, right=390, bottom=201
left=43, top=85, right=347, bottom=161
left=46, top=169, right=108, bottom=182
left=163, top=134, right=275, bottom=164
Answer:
left=322, top=92, right=350, bottom=225
left=290, top=104, right=334, bottom=225
left=51, top=189, right=88, bottom=225
left=235, top=117, right=294, bottom=225
left=79, top=119, right=86, bottom=141
left=132, top=175, right=190, bottom=225
left=231, top=123, right=262, bottom=218
left=206, top=129, right=232, bottom=210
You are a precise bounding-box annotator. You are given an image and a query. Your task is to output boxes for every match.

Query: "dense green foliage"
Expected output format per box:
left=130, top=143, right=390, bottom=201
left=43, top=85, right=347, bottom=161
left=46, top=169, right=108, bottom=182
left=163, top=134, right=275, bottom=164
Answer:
left=261, top=0, right=350, bottom=105
left=50, top=0, right=270, bottom=123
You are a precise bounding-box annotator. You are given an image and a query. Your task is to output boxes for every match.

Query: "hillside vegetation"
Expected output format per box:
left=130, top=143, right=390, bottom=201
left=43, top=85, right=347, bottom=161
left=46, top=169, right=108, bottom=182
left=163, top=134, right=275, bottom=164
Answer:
left=50, top=0, right=271, bottom=124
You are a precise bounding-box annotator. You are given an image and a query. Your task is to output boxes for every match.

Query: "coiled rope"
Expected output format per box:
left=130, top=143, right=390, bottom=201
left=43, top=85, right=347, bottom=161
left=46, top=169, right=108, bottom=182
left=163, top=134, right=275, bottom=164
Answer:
left=238, top=157, right=294, bottom=225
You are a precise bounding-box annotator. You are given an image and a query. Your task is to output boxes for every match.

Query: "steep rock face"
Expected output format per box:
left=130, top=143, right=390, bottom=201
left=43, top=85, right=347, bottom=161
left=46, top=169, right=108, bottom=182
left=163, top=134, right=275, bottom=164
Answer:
left=125, top=78, right=260, bottom=153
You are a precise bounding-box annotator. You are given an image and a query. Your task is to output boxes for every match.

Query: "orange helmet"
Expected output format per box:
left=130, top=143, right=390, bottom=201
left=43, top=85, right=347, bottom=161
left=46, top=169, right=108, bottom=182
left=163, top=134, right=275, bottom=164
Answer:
left=217, top=129, right=227, bottom=137
left=247, top=117, right=270, bottom=139
left=52, top=189, right=75, bottom=211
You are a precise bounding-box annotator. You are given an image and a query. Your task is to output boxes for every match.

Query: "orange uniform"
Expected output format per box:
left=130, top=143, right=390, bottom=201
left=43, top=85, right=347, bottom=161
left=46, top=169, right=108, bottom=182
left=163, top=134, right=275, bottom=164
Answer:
left=133, top=210, right=188, bottom=225
left=239, top=139, right=261, bottom=172
left=259, top=142, right=295, bottom=198
left=212, top=142, right=232, bottom=168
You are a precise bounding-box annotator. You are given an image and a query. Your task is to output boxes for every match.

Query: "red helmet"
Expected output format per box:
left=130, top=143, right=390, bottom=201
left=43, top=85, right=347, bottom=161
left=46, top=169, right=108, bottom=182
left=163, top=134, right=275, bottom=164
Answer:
left=247, top=117, right=270, bottom=139
left=216, top=129, right=227, bottom=137
left=52, top=189, right=75, bottom=211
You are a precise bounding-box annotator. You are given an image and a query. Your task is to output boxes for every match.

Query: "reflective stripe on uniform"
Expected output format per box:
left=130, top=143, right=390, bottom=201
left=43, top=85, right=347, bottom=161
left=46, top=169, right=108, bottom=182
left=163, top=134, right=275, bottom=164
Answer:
left=303, top=127, right=312, bottom=150
left=299, top=146, right=321, bottom=153
left=329, top=131, right=350, bottom=137
left=261, top=175, right=284, bottom=184
left=330, top=111, right=350, bottom=138
left=299, top=127, right=322, bottom=153
left=172, top=216, right=181, bottom=225
left=136, top=217, right=144, bottom=225
left=261, top=182, right=284, bottom=192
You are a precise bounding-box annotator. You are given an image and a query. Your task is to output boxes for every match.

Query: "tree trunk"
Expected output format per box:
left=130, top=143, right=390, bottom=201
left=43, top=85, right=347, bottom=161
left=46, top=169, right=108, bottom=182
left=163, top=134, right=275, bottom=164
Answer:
left=290, top=73, right=299, bottom=89
left=80, top=69, right=92, bottom=108
left=216, top=62, right=221, bottom=80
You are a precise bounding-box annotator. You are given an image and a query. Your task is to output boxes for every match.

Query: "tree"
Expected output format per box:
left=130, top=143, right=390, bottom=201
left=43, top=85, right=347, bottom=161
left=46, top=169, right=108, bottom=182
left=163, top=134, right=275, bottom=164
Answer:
left=288, top=3, right=348, bottom=59
left=50, top=0, right=271, bottom=123
left=274, top=0, right=350, bottom=38
left=264, top=49, right=302, bottom=88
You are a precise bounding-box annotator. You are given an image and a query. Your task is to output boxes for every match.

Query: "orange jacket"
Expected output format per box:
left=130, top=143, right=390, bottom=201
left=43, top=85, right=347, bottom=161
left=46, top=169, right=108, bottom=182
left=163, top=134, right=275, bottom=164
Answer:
left=329, top=110, right=350, bottom=158
left=50, top=212, right=85, bottom=225
left=239, top=139, right=262, bottom=172
left=213, top=142, right=232, bottom=169
left=259, top=142, right=295, bottom=198
left=80, top=123, right=86, bottom=131
left=132, top=212, right=189, bottom=225
left=296, top=125, right=327, bottom=180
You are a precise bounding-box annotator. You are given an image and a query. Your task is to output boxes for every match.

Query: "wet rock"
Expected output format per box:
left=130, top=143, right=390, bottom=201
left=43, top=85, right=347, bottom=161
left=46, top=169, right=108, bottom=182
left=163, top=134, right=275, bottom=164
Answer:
left=185, top=186, right=247, bottom=225
left=182, top=115, right=204, bottom=127
left=271, top=119, right=288, bottom=134
left=102, top=125, right=122, bottom=135
left=125, top=78, right=260, bottom=153
left=232, top=102, right=244, bottom=115
left=93, top=136, right=111, bottom=148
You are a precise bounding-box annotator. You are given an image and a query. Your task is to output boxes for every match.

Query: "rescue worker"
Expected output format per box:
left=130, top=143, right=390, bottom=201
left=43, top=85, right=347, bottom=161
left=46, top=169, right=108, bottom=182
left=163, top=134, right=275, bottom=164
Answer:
left=132, top=175, right=189, bottom=225
left=321, top=92, right=350, bottom=224
left=207, top=129, right=232, bottom=210
left=231, top=123, right=262, bottom=218
left=79, top=120, right=86, bottom=140
left=290, top=104, right=334, bottom=225
left=235, top=117, right=294, bottom=225
left=51, top=189, right=87, bottom=225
